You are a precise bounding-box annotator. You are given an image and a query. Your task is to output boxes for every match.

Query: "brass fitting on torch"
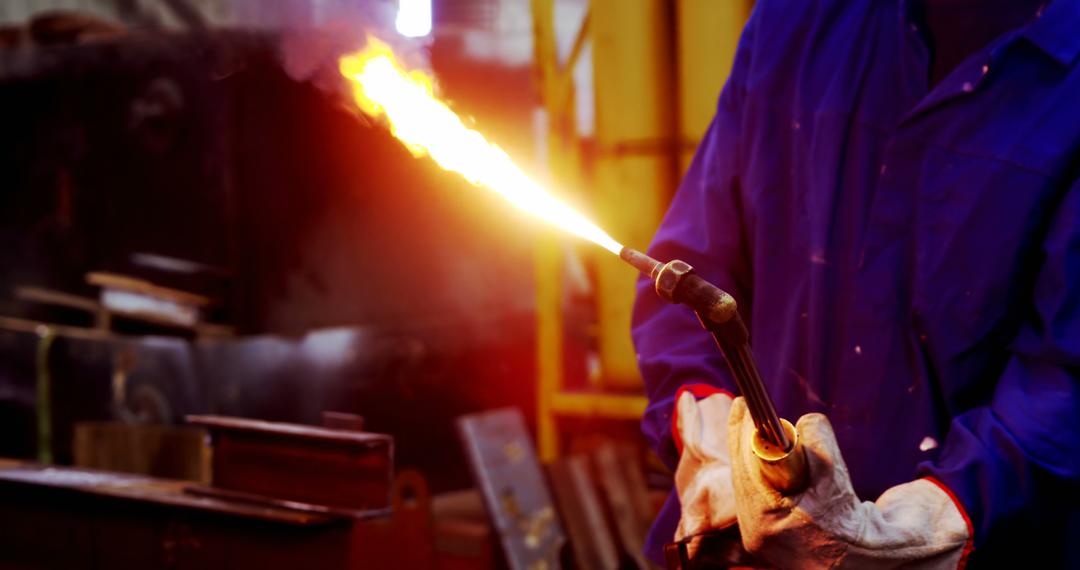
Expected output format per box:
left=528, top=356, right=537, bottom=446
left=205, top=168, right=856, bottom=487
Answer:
left=619, top=247, right=739, bottom=332
left=751, top=418, right=808, bottom=494
left=653, top=260, right=740, bottom=329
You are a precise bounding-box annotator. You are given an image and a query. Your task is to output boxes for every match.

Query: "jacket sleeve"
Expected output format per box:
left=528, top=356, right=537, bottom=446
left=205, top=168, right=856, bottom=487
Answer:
left=919, top=179, right=1080, bottom=549
left=631, top=10, right=757, bottom=471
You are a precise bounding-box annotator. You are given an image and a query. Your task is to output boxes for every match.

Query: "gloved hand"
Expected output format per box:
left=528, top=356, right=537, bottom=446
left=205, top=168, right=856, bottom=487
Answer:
left=673, top=386, right=738, bottom=540
left=727, top=397, right=972, bottom=569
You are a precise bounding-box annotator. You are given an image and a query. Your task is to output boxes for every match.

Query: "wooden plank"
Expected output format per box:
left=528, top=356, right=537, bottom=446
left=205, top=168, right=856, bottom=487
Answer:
left=73, top=421, right=210, bottom=483
left=86, top=272, right=212, bottom=307
left=0, top=464, right=356, bottom=569
left=0, top=315, right=114, bottom=340
left=547, top=454, right=620, bottom=570
left=592, top=443, right=657, bottom=569
left=0, top=463, right=342, bottom=525
left=431, top=490, right=497, bottom=569
left=15, top=285, right=101, bottom=313
left=322, top=411, right=365, bottom=432
left=188, top=415, right=388, bottom=445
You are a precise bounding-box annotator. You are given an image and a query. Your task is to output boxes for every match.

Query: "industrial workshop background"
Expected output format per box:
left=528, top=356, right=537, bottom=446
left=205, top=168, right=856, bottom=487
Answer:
left=0, top=0, right=751, bottom=568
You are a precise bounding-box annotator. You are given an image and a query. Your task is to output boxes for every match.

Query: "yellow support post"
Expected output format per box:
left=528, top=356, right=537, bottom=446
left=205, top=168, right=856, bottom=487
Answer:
left=534, top=231, right=562, bottom=462
left=530, top=0, right=573, bottom=461
left=676, top=0, right=753, bottom=172
left=531, top=0, right=749, bottom=460
left=591, top=0, right=677, bottom=388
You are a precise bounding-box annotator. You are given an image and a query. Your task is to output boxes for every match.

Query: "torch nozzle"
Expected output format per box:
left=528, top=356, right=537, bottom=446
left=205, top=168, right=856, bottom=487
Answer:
left=620, top=247, right=662, bottom=279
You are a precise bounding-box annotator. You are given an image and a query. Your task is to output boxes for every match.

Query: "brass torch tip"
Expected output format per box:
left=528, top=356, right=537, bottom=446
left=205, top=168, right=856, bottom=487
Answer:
left=620, top=247, right=662, bottom=279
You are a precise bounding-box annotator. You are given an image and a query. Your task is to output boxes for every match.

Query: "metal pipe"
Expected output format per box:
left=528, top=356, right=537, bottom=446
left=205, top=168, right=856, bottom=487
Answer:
left=619, top=246, right=793, bottom=452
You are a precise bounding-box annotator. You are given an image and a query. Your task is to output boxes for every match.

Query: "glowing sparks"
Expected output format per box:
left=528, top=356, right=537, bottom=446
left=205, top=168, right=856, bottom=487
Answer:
left=339, top=40, right=623, bottom=255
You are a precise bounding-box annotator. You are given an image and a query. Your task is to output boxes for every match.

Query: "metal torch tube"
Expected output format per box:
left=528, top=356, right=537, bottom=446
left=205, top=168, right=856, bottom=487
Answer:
left=728, top=343, right=788, bottom=451
left=707, top=327, right=790, bottom=451
left=712, top=342, right=769, bottom=434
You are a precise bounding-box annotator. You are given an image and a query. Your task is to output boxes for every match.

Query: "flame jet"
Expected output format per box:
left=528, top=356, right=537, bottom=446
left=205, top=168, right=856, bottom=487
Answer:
left=339, top=38, right=805, bottom=493
left=339, top=40, right=622, bottom=255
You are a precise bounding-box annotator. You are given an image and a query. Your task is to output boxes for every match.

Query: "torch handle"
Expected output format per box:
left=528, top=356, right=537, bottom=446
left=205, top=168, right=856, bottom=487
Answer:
left=700, top=311, right=793, bottom=453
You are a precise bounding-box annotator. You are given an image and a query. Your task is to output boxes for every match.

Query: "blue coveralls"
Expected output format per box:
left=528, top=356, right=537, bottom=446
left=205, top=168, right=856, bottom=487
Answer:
left=633, top=1, right=1080, bottom=565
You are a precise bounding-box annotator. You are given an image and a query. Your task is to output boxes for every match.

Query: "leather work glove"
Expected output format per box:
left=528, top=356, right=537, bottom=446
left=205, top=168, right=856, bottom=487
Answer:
left=728, top=397, right=973, bottom=569
left=673, top=386, right=738, bottom=540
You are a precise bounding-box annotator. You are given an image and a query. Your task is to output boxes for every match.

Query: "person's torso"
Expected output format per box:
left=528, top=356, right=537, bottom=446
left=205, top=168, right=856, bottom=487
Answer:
left=737, top=0, right=1080, bottom=505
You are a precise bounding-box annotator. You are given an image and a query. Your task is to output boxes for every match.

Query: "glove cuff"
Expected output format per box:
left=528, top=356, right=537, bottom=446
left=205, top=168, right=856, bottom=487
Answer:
left=921, top=476, right=975, bottom=569
left=672, top=384, right=735, bottom=454
left=859, top=476, right=973, bottom=569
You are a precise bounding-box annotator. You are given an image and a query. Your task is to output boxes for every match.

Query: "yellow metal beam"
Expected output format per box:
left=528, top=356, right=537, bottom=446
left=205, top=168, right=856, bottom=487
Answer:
left=534, top=232, right=563, bottom=461
left=676, top=0, right=752, bottom=172
left=531, top=0, right=750, bottom=459
left=553, top=9, right=591, bottom=114
left=550, top=392, right=649, bottom=420
left=591, top=0, right=677, bottom=388
left=531, top=0, right=580, bottom=461
left=530, top=0, right=559, bottom=101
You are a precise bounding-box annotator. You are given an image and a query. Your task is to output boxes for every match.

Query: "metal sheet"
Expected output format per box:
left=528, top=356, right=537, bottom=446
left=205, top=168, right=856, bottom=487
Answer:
left=457, top=408, right=565, bottom=570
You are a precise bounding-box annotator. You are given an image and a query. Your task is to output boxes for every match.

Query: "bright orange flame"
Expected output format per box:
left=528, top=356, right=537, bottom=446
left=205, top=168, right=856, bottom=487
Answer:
left=339, top=40, right=623, bottom=255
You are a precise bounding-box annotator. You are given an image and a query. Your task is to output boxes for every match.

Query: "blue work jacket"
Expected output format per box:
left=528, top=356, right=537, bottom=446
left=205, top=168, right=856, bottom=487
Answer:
left=633, top=0, right=1080, bottom=565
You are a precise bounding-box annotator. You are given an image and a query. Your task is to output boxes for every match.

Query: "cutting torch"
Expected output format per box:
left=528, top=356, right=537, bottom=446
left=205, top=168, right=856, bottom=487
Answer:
left=620, top=246, right=807, bottom=493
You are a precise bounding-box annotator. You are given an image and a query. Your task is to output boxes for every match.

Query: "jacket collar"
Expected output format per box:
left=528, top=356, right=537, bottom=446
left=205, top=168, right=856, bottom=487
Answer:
left=1020, top=1, right=1080, bottom=67
left=899, top=0, right=1080, bottom=68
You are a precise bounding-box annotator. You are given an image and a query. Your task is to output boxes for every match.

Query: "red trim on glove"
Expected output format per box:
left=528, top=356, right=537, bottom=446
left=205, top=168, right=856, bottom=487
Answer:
left=671, top=384, right=736, bottom=455
left=922, top=476, right=974, bottom=569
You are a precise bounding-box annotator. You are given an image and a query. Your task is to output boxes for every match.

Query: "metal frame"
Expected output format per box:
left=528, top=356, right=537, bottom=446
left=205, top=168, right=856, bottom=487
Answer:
left=529, top=0, right=751, bottom=461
